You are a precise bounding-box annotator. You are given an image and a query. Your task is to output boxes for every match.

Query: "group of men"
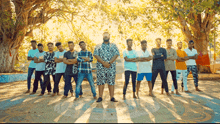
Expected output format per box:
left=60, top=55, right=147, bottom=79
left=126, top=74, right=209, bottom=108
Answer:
left=26, top=31, right=201, bottom=103
left=122, top=38, right=201, bottom=100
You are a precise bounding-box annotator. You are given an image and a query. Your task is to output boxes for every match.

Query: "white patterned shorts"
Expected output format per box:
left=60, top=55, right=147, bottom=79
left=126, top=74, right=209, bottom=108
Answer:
left=96, top=69, right=116, bottom=85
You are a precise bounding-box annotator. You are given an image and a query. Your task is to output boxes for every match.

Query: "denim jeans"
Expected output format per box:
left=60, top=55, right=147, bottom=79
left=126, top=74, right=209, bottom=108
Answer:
left=151, top=68, right=169, bottom=92
left=53, top=73, right=65, bottom=93
left=33, top=71, right=44, bottom=93
left=75, top=73, right=96, bottom=98
left=64, top=74, right=82, bottom=96
left=27, top=67, right=43, bottom=90
left=123, top=71, right=137, bottom=95
left=41, top=74, right=54, bottom=94
left=162, top=71, right=178, bottom=90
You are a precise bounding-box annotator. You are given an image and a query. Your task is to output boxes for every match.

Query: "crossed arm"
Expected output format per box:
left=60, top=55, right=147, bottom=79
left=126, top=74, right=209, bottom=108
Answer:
left=34, top=57, right=44, bottom=63
left=63, top=57, right=77, bottom=65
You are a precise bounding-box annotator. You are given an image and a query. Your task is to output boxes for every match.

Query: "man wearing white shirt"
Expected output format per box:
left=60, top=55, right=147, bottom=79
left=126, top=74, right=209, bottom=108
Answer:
left=25, top=40, right=43, bottom=93
left=52, top=42, right=67, bottom=96
left=136, top=40, right=153, bottom=98
left=122, top=39, right=138, bottom=100
left=183, top=40, right=201, bottom=91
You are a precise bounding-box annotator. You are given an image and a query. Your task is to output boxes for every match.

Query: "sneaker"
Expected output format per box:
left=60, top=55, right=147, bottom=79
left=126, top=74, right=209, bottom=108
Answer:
left=110, top=97, right=118, bottom=102
left=96, top=97, right=102, bottom=102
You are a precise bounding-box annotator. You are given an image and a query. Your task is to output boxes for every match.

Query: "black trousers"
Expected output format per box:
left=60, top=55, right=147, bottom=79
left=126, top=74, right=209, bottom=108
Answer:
left=151, top=68, right=169, bottom=92
left=53, top=73, right=65, bottom=93
left=33, top=71, right=44, bottom=93
left=41, top=74, right=54, bottom=94
left=123, top=71, right=137, bottom=95
left=162, top=71, right=178, bottom=90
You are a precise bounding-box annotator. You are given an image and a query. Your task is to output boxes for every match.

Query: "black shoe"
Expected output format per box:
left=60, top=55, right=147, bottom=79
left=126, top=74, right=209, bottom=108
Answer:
left=96, top=97, right=102, bottom=102
left=110, top=97, right=118, bottom=102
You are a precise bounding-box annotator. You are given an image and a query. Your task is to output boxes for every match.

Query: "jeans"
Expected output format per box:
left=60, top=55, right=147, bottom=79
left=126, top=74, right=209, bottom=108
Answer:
left=151, top=68, right=169, bottom=92
left=75, top=73, right=96, bottom=98
left=33, top=71, right=44, bottom=93
left=182, top=65, right=198, bottom=87
left=123, top=71, right=137, bottom=95
left=27, top=68, right=43, bottom=90
left=53, top=73, right=65, bottom=93
left=41, top=74, right=54, bottom=94
left=173, top=70, right=188, bottom=91
left=162, top=71, right=178, bottom=90
left=64, top=74, right=82, bottom=96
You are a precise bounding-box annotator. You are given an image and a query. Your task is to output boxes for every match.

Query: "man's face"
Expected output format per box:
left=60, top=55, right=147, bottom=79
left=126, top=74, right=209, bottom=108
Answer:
left=79, top=43, right=86, bottom=50
left=156, top=39, right=161, bottom=47
left=166, top=41, right=172, bottom=48
left=127, top=40, right=133, bottom=48
left=188, top=42, right=194, bottom=49
left=47, top=44, right=54, bottom=51
left=31, top=42, right=36, bottom=48
left=38, top=46, right=43, bottom=52
left=141, top=43, right=147, bottom=50
left=68, top=43, right=74, bottom=50
left=103, top=33, right=110, bottom=41
left=177, top=42, right=182, bottom=49
left=57, top=45, right=63, bottom=51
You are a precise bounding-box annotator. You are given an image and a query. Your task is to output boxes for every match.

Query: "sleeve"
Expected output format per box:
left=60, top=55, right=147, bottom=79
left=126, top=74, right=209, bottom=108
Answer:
left=34, top=52, right=38, bottom=58
left=169, top=49, right=177, bottom=60
left=148, top=50, right=152, bottom=56
left=184, top=49, right=188, bottom=55
left=64, top=52, right=67, bottom=59
left=44, top=52, right=49, bottom=63
left=123, top=50, right=127, bottom=58
left=162, top=49, right=167, bottom=60
left=27, top=50, right=31, bottom=57
left=194, top=49, right=198, bottom=55
left=152, top=48, right=162, bottom=60
left=77, top=52, right=84, bottom=62
left=93, top=45, right=99, bottom=56
left=113, top=44, right=120, bottom=56
left=184, top=51, right=188, bottom=57
left=89, top=52, right=93, bottom=62
left=54, top=52, right=58, bottom=58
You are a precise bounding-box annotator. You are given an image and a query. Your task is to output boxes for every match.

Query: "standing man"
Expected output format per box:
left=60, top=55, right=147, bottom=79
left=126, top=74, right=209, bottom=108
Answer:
left=39, top=42, right=55, bottom=96
left=183, top=40, right=201, bottom=91
left=26, top=40, right=43, bottom=93
left=74, top=41, right=97, bottom=101
left=151, top=38, right=170, bottom=96
left=93, top=31, right=120, bottom=102
left=136, top=40, right=153, bottom=98
left=30, top=43, right=45, bottom=94
left=161, top=39, right=180, bottom=95
left=63, top=41, right=82, bottom=98
left=174, top=42, right=191, bottom=93
left=52, top=42, right=67, bottom=96
left=122, top=39, right=138, bottom=100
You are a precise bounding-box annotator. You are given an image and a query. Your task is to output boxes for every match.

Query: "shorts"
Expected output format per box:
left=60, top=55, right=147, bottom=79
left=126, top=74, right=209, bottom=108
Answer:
left=96, top=70, right=116, bottom=85
left=137, top=73, right=152, bottom=81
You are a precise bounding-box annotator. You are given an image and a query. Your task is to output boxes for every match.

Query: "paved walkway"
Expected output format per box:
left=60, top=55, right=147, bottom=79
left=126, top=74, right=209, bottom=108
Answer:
left=0, top=73, right=220, bottom=123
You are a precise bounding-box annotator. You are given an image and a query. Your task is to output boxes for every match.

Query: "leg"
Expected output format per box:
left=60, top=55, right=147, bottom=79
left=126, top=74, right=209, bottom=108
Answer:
left=75, top=73, right=85, bottom=100
left=31, top=71, right=41, bottom=93
left=159, top=69, right=170, bottom=96
left=86, top=73, right=97, bottom=98
left=161, top=71, right=169, bottom=94
left=73, top=74, right=83, bottom=97
left=123, top=71, right=131, bottom=100
left=146, top=73, right=153, bottom=96
left=171, top=71, right=179, bottom=95
left=136, top=73, right=144, bottom=98
left=182, top=70, right=190, bottom=92
left=151, top=69, right=159, bottom=90
left=131, top=71, right=137, bottom=98
left=40, top=74, right=51, bottom=95
left=191, top=65, right=201, bottom=91
left=26, top=68, right=35, bottom=92
left=107, top=70, right=117, bottom=102
left=52, top=74, right=60, bottom=96
left=64, top=75, right=72, bottom=97
left=96, top=70, right=106, bottom=102
left=173, top=70, right=181, bottom=92
left=46, top=75, right=52, bottom=93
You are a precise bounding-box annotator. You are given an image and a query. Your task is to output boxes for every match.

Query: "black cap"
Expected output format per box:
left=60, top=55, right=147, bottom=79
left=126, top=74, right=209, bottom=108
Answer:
left=37, top=43, right=43, bottom=47
left=189, top=40, right=194, bottom=44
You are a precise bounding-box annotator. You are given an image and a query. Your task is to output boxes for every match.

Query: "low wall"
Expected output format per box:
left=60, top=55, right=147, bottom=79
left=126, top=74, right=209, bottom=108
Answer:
left=0, top=73, right=34, bottom=83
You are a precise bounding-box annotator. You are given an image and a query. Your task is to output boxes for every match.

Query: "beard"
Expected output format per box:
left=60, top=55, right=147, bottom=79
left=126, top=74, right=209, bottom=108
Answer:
left=103, top=37, right=110, bottom=42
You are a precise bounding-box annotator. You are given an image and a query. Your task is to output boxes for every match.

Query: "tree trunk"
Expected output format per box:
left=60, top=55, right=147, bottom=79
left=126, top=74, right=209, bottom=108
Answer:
left=0, top=42, right=18, bottom=73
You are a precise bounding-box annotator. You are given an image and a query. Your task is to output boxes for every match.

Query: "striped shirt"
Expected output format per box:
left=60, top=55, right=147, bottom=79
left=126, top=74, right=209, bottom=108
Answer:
left=77, top=50, right=93, bottom=73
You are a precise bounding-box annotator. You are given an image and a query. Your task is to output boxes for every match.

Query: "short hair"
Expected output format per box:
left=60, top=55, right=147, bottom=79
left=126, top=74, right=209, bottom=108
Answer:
left=103, top=31, right=110, bottom=35
left=79, top=41, right=85, bottom=45
left=155, top=38, right=161, bottom=41
left=31, top=40, right=36, bottom=43
left=37, top=43, right=43, bottom=47
left=141, top=40, right=147, bottom=44
left=68, top=41, right=74, bottom=44
left=177, top=41, right=182, bottom=45
left=55, top=42, right=61, bottom=47
left=126, top=39, right=133, bottom=43
left=189, top=40, right=194, bottom=44
left=166, top=39, right=172, bottom=42
left=47, top=42, right=53, bottom=46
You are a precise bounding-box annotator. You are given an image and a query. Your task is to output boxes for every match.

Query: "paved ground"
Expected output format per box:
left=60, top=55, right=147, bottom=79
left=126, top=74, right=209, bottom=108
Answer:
left=0, top=72, right=220, bottom=123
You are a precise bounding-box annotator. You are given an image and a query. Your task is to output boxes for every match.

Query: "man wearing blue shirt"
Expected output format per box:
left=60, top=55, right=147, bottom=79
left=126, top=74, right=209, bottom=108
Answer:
left=25, top=40, right=43, bottom=93
left=74, top=41, right=97, bottom=101
left=122, top=39, right=138, bottom=100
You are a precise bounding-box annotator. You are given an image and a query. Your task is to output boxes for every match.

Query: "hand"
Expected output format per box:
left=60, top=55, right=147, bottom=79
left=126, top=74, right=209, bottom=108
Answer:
left=161, top=54, right=164, bottom=57
left=103, top=61, right=111, bottom=68
left=84, top=57, right=90, bottom=62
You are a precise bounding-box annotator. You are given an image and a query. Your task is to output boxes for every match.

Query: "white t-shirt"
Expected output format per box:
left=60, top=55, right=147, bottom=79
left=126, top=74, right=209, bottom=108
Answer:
left=34, top=51, right=45, bottom=71
left=184, top=48, right=198, bottom=65
left=137, top=49, right=152, bottom=73
left=55, top=50, right=67, bottom=73
left=28, top=49, right=39, bottom=68
left=123, top=49, right=137, bottom=72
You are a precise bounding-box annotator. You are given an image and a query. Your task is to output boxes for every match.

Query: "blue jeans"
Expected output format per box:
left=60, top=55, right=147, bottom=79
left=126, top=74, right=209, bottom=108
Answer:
left=64, top=74, right=82, bottom=96
left=75, top=73, right=96, bottom=98
left=123, top=71, right=137, bottom=95
left=27, top=67, right=43, bottom=90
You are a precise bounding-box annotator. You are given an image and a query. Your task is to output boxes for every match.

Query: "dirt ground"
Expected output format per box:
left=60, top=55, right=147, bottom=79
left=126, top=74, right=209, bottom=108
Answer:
left=0, top=72, right=220, bottom=123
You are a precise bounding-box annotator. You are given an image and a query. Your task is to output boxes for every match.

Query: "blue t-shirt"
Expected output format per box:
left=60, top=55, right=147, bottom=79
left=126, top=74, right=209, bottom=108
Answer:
left=55, top=50, right=67, bottom=73
left=123, top=49, right=137, bottom=72
left=34, top=51, right=46, bottom=71
left=28, top=49, right=39, bottom=68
